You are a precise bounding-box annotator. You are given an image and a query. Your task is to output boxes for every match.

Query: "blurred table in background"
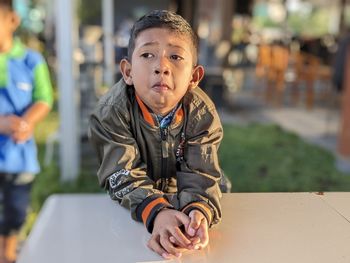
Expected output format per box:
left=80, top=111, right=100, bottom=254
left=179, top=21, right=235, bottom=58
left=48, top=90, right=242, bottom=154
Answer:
left=256, top=44, right=334, bottom=109
left=17, top=193, right=350, bottom=263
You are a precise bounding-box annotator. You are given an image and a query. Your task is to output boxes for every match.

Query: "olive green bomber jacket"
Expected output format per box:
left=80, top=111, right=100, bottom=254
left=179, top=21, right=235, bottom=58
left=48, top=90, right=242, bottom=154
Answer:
left=89, top=79, right=223, bottom=232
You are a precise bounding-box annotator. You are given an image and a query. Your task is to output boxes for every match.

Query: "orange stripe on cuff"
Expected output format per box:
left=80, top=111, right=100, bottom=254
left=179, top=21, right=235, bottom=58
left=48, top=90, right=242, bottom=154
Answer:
left=182, top=202, right=212, bottom=223
left=141, top=197, right=169, bottom=224
left=135, top=94, right=155, bottom=126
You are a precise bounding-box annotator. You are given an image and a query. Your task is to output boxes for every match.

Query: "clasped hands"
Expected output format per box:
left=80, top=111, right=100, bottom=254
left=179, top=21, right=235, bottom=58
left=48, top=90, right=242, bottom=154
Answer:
left=0, top=115, right=33, bottom=143
left=147, top=209, right=209, bottom=259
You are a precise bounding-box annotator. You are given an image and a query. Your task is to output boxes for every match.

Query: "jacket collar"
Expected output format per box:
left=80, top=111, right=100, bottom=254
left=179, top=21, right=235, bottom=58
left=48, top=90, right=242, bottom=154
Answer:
left=135, top=93, right=184, bottom=127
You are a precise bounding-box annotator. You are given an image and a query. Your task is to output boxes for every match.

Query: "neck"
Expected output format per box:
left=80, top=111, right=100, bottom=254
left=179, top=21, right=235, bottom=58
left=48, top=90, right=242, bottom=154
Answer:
left=0, top=37, right=13, bottom=53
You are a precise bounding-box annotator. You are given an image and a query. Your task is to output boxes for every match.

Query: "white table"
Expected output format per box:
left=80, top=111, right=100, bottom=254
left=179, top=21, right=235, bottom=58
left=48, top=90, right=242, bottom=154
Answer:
left=17, top=193, right=350, bottom=263
left=318, top=192, right=350, bottom=221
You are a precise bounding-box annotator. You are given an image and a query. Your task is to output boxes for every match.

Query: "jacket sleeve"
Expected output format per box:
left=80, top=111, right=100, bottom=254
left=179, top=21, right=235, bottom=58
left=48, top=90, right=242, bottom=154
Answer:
left=89, top=102, right=172, bottom=232
left=177, top=104, right=223, bottom=227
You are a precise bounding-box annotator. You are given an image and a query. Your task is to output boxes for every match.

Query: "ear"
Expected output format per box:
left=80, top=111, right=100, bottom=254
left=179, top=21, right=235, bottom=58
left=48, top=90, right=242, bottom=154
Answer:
left=188, top=65, right=205, bottom=90
left=10, top=12, right=21, bottom=30
left=119, top=58, right=133, bottom=85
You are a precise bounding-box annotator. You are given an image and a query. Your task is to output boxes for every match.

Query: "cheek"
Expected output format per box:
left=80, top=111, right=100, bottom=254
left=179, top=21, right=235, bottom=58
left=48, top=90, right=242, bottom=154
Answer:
left=177, top=69, right=193, bottom=83
left=130, top=69, right=149, bottom=87
left=131, top=62, right=151, bottom=77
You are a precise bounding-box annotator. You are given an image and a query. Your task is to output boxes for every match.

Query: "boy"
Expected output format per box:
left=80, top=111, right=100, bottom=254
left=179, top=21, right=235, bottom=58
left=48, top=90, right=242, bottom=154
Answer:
left=89, top=10, right=225, bottom=259
left=0, top=0, right=53, bottom=262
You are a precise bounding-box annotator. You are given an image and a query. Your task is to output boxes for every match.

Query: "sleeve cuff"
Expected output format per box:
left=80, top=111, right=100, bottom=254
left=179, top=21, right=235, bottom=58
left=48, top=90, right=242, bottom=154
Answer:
left=136, top=195, right=173, bottom=233
left=181, top=202, right=213, bottom=226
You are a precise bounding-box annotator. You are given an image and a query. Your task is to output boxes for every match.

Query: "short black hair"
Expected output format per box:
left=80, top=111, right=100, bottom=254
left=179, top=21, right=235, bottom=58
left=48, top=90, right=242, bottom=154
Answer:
left=127, top=10, right=199, bottom=65
left=0, top=0, right=13, bottom=11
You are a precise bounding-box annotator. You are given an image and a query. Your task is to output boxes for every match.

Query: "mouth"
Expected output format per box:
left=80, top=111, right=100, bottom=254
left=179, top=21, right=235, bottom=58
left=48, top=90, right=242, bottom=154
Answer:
left=152, top=82, right=170, bottom=92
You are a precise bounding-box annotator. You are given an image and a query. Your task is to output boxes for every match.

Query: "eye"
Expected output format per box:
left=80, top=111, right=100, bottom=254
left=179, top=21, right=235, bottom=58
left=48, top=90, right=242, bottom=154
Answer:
left=141, top=53, right=153, bottom=58
left=170, top=54, right=184, bottom=61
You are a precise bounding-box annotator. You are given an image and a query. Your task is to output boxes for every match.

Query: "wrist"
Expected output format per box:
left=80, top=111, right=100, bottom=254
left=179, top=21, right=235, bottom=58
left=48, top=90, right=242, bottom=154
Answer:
left=156, top=207, right=170, bottom=215
left=136, top=195, right=173, bottom=233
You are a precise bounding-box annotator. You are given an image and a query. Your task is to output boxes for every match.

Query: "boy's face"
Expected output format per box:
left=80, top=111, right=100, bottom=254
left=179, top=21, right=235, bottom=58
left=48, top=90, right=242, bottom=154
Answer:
left=0, top=7, right=20, bottom=49
left=120, top=28, right=204, bottom=116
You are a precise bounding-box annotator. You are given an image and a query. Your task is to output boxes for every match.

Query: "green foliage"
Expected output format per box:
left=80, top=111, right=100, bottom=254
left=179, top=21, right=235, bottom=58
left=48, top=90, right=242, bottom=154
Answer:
left=34, top=112, right=58, bottom=144
left=253, top=5, right=333, bottom=38
left=219, top=124, right=350, bottom=192
left=287, top=8, right=330, bottom=37
left=252, top=16, right=281, bottom=29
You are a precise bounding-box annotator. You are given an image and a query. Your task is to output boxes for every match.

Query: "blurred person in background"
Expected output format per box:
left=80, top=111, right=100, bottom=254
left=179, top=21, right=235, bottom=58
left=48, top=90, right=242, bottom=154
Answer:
left=0, top=0, right=53, bottom=262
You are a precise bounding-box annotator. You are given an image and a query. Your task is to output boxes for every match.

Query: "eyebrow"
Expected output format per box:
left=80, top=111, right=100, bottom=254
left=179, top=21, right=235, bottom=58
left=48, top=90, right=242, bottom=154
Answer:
left=139, top=41, right=187, bottom=52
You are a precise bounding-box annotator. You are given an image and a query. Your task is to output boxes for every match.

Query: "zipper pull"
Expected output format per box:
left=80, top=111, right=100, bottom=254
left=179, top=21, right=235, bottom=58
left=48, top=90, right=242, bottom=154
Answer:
left=162, top=140, right=169, bottom=158
left=161, top=128, right=169, bottom=158
left=161, top=127, right=168, bottom=141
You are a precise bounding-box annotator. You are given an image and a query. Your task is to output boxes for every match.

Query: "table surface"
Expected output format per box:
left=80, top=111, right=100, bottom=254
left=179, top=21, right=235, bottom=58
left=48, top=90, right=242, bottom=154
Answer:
left=17, top=192, right=350, bottom=263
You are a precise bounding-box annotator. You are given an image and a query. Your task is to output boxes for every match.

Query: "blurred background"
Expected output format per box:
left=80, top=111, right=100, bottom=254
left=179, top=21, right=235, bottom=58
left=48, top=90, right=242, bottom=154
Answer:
left=6, top=0, right=350, bottom=237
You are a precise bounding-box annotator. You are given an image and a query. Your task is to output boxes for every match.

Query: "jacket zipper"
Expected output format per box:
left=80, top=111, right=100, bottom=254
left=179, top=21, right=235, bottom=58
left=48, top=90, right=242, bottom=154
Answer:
left=160, top=127, right=169, bottom=191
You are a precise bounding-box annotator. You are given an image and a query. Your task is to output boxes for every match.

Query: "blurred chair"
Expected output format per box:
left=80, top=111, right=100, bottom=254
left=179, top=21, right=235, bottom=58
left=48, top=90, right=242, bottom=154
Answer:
left=255, top=44, right=272, bottom=97
left=255, top=44, right=271, bottom=78
left=267, top=45, right=289, bottom=106
left=292, top=52, right=333, bottom=109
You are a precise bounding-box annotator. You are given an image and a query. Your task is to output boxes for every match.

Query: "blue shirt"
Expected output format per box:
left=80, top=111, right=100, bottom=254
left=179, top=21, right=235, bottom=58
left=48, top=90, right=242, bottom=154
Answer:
left=0, top=39, right=53, bottom=174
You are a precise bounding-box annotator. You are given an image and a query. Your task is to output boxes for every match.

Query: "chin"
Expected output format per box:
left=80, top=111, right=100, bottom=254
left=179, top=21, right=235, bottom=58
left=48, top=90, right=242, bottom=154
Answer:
left=153, top=104, right=173, bottom=115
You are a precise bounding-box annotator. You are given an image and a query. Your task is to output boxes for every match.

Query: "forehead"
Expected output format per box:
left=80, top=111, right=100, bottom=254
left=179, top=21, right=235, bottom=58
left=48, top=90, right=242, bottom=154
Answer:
left=134, top=27, right=194, bottom=52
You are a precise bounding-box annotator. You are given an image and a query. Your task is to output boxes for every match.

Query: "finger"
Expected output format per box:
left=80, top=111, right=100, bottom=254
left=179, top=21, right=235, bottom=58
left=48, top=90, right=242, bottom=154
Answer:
left=174, top=211, right=191, bottom=227
left=169, top=236, right=190, bottom=255
left=169, top=236, right=177, bottom=244
left=189, top=236, right=201, bottom=245
left=147, top=236, right=171, bottom=259
left=196, top=221, right=209, bottom=249
left=173, top=231, right=200, bottom=250
left=160, top=235, right=183, bottom=257
left=169, top=227, right=192, bottom=248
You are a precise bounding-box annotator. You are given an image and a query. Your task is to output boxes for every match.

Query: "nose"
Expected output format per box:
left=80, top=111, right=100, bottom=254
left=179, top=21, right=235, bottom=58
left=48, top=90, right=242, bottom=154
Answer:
left=154, top=56, right=170, bottom=75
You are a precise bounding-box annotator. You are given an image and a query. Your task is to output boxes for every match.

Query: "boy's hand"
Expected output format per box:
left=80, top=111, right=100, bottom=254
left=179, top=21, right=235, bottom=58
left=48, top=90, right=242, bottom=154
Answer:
left=148, top=209, right=192, bottom=259
left=0, top=115, right=33, bottom=142
left=187, top=210, right=209, bottom=250
left=11, top=118, right=34, bottom=143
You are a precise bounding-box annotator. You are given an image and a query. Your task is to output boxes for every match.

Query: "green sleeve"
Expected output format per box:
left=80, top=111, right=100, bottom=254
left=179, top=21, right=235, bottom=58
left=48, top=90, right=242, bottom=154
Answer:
left=33, top=62, right=53, bottom=107
left=0, top=55, right=7, bottom=87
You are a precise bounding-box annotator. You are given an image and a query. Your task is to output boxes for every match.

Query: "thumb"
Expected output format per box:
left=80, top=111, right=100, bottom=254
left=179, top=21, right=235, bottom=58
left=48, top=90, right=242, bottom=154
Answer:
left=188, top=210, right=202, bottom=236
